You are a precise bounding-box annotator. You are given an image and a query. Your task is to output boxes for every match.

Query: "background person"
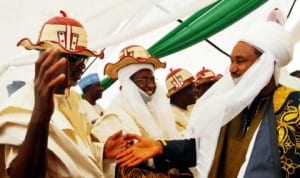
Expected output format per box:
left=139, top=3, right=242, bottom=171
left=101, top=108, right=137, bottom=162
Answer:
left=165, top=68, right=198, bottom=136
left=79, top=73, right=105, bottom=123
left=194, top=67, right=222, bottom=98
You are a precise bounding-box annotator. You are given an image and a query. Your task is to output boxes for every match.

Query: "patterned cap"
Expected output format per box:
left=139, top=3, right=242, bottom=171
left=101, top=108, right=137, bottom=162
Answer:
left=194, top=67, right=222, bottom=86
left=104, top=45, right=166, bottom=79
left=17, top=10, right=104, bottom=58
left=165, top=68, right=194, bottom=97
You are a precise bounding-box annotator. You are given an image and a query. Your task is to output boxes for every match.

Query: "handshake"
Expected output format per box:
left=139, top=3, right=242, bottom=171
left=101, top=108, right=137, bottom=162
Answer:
left=104, top=130, right=163, bottom=167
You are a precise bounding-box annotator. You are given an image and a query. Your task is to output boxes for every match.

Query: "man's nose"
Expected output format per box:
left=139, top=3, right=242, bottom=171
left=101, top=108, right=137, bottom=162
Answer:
left=146, top=80, right=155, bottom=88
left=229, top=63, right=238, bottom=73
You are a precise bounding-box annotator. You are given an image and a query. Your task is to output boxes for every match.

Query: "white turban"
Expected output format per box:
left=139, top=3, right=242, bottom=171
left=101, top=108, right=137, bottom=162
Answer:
left=185, top=21, right=294, bottom=178
left=113, top=63, right=179, bottom=139
left=240, top=21, right=293, bottom=68
left=241, top=21, right=297, bottom=89
left=117, top=63, right=154, bottom=84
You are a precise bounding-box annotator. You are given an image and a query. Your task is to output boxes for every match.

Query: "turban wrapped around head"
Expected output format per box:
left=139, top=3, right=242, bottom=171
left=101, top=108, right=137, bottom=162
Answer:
left=117, top=63, right=154, bottom=85
left=240, top=21, right=294, bottom=67
left=185, top=21, right=295, bottom=178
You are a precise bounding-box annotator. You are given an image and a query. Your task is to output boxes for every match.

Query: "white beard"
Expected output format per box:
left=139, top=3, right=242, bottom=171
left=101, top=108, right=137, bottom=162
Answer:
left=233, top=76, right=242, bottom=84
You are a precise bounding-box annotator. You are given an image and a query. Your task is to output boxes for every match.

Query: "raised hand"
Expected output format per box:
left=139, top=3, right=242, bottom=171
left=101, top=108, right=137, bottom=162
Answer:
left=33, top=48, right=66, bottom=123
left=9, top=49, right=68, bottom=178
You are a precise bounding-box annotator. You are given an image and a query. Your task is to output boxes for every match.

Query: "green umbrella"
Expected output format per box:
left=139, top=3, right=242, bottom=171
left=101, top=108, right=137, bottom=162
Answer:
left=102, top=0, right=267, bottom=90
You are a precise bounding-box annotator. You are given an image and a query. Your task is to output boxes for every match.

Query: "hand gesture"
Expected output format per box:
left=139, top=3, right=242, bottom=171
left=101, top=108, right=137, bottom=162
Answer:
left=9, top=49, right=67, bottom=178
left=116, top=133, right=162, bottom=167
left=104, top=130, right=128, bottom=159
left=32, top=49, right=66, bottom=122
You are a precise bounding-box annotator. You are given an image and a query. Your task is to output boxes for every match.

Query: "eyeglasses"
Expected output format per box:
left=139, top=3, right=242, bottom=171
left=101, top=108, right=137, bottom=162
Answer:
left=132, top=77, right=156, bottom=86
left=60, top=53, right=89, bottom=66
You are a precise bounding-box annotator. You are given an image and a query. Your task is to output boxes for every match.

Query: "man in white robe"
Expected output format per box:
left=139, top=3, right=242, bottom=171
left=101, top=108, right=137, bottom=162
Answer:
left=116, top=19, right=300, bottom=178
left=0, top=11, right=123, bottom=177
left=91, top=45, right=181, bottom=177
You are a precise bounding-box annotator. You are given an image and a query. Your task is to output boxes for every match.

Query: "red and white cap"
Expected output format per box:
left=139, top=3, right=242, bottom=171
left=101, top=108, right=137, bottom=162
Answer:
left=104, top=45, right=166, bottom=79
left=17, top=10, right=104, bottom=58
left=194, top=67, right=222, bottom=86
left=165, top=68, right=194, bottom=97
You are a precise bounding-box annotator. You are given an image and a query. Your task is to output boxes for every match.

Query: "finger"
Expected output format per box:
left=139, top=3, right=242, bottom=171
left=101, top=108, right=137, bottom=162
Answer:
left=47, top=73, right=66, bottom=92
left=117, top=144, right=127, bottom=153
left=109, top=130, right=123, bottom=140
left=116, top=148, right=132, bottom=159
left=120, top=156, right=141, bottom=167
left=116, top=153, right=135, bottom=165
left=124, top=133, right=141, bottom=141
left=43, top=57, right=67, bottom=91
left=118, top=140, right=128, bottom=149
left=127, top=157, right=144, bottom=167
left=35, top=49, right=53, bottom=79
left=36, top=49, right=60, bottom=81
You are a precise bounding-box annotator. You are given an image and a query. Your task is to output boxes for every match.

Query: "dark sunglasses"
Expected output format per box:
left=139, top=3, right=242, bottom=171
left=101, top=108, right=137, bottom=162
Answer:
left=60, top=53, right=89, bottom=66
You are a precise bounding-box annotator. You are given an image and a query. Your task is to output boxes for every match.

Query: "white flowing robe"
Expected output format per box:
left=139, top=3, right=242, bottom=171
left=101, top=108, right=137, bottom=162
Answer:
left=0, top=82, right=105, bottom=177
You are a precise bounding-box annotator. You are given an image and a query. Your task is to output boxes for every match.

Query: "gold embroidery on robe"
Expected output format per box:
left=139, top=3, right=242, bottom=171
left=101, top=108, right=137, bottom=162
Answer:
left=274, top=86, right=300, bottom=177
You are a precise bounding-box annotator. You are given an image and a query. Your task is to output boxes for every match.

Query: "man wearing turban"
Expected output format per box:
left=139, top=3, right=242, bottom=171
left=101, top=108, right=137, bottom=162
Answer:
left=91, top=45, right=184, bottom=177
left=116, top=21, right=300, bottom=178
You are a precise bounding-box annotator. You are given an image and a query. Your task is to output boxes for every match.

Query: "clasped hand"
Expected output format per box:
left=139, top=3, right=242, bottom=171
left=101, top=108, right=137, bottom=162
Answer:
left=115, top=134, right=163, bottom=167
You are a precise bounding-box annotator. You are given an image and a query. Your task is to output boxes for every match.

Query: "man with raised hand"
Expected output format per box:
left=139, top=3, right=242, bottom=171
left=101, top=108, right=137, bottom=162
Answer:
left=0, top=11, right=124, bottom=178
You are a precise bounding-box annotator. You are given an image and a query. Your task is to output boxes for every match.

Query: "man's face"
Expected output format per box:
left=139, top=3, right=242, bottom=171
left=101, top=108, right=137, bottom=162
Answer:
left=85, top=82, right=104, bottom=101
left=63, top=54, right=88, bottom=86
left=172, top=83, right=198, bottom=106
left=131, top=69, right=156, bottom=96
left=230, top=41, right=261, bottom=81
left=196, top=82, right=214, bottom=98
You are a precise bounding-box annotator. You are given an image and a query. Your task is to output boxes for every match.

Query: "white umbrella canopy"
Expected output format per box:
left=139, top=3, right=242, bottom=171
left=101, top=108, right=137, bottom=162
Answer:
left=0, top=0, right=216, bottom=104
left=0, top=0, right=299, bottom=106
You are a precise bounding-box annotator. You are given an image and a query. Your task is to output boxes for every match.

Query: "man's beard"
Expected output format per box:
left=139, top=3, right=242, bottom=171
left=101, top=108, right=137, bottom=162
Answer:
left=232, top=76, right=242, bottom=84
